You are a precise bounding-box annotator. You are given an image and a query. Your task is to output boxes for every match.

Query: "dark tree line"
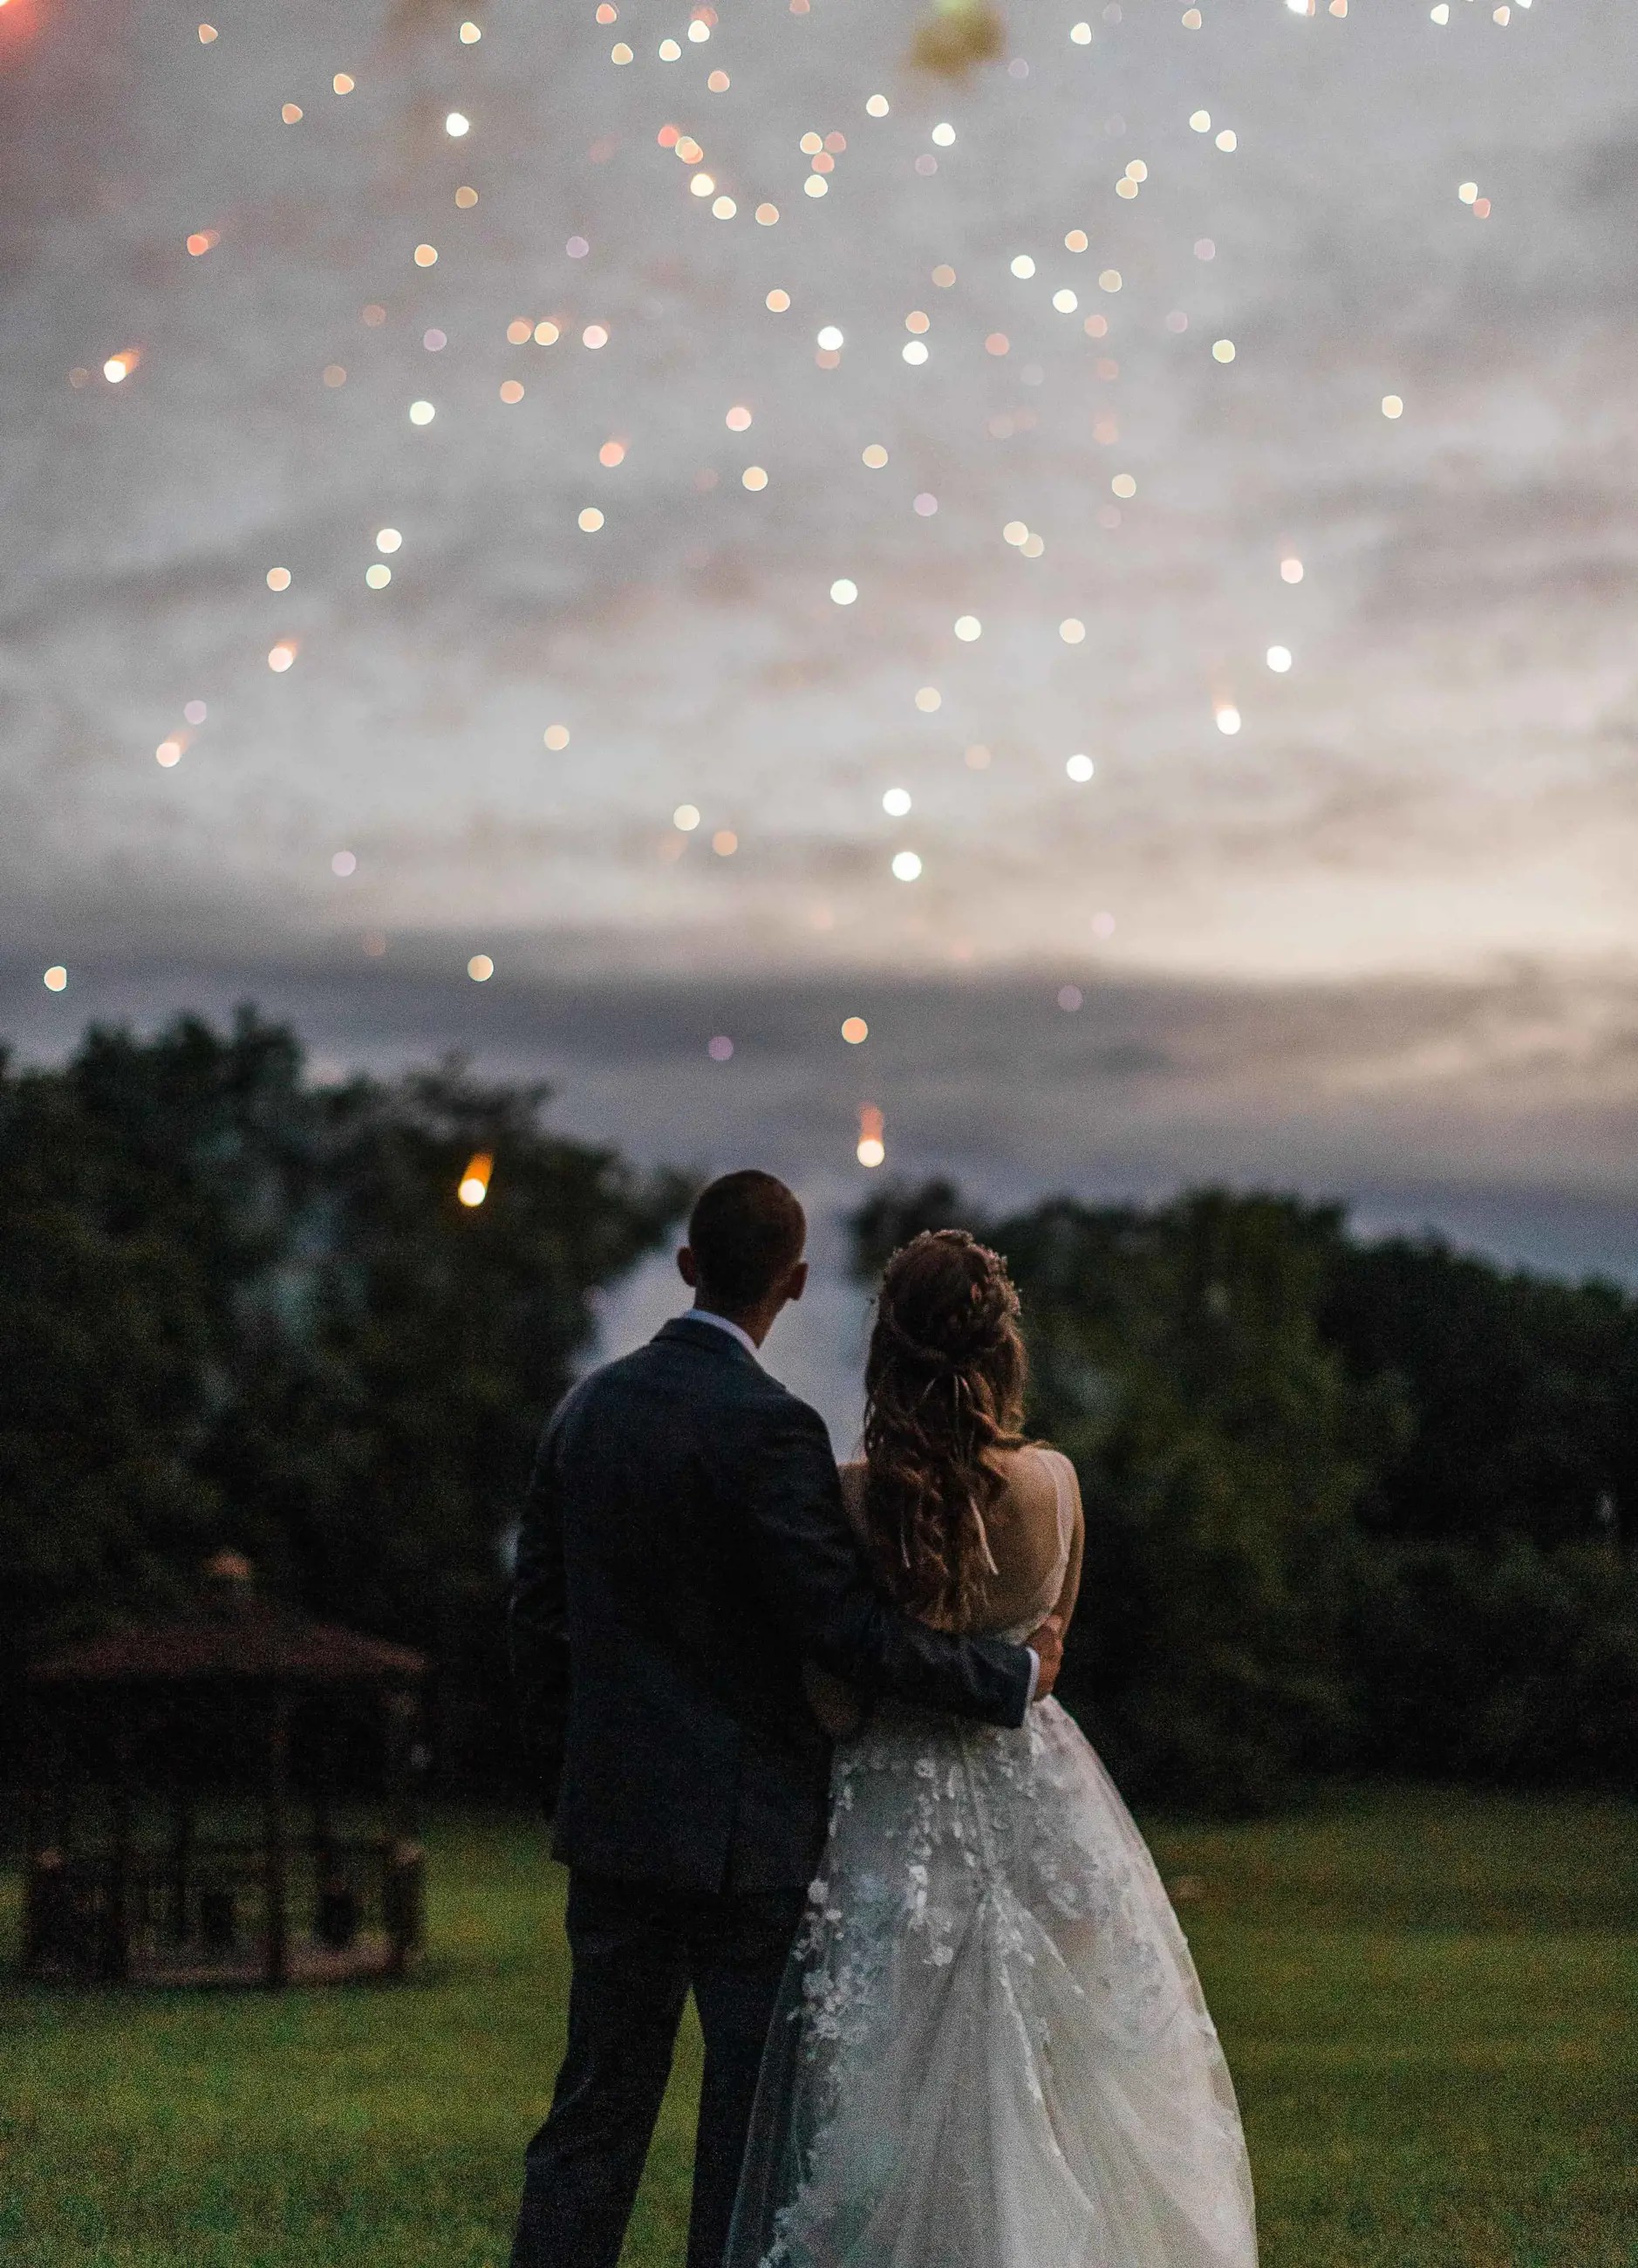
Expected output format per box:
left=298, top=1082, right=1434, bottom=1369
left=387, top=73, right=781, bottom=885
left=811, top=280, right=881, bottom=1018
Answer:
left=4, top=1008, right=1634, bottom=1815
left=853, top=1184, right=1638, bottom=1811
left=0, top=1009, right=686, bottom=1786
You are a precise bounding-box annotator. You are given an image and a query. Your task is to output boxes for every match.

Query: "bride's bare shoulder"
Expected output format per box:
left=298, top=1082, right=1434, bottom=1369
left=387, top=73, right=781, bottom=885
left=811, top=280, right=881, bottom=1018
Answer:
left=986, top=1440, right=1054, bottom=1487
left=986, top=1443, right=1081, bottom=1530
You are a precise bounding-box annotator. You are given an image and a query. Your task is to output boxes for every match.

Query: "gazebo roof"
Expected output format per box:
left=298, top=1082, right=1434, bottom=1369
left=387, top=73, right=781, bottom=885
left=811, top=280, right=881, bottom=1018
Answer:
left=29, top=1557, right=425, bottom=1687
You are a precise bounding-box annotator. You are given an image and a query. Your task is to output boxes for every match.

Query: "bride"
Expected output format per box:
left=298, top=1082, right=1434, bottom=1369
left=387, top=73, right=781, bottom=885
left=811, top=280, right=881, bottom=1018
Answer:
left=727, top=1229, right=1259, bottom=2268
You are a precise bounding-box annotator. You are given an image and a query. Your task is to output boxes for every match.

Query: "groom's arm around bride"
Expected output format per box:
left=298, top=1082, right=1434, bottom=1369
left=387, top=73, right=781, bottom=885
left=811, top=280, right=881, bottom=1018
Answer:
left=506, top=1170, right=1061, bottom=2268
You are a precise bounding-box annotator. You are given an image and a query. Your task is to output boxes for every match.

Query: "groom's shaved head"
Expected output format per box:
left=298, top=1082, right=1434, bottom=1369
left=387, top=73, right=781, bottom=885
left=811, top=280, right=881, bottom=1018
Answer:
left=687, top=1171, right=806, bottom=1309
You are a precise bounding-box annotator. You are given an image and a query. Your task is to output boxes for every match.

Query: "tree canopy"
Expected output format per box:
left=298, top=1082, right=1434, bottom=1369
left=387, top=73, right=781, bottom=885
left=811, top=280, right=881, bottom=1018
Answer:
left=5, top=1013, right=1633, bottom=1814
left=853, top=1182, right=1638, bottom=1810
left=0, top=1009, right=686, bottom=1779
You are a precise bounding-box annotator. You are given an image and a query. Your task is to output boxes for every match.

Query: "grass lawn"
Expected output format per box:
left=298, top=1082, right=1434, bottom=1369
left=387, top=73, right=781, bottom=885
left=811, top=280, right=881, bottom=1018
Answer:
left=2, top=1786, right=1635, bottom=2268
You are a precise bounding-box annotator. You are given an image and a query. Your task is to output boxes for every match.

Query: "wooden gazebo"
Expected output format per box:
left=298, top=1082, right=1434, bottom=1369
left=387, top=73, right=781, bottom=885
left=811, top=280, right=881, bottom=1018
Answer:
left=21, top=1553, right=427, bottom=1988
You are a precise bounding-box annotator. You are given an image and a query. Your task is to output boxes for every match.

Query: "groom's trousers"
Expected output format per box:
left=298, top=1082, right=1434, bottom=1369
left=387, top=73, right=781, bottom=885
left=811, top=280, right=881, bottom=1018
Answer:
left=510, top=1870, right=807, bottom=2268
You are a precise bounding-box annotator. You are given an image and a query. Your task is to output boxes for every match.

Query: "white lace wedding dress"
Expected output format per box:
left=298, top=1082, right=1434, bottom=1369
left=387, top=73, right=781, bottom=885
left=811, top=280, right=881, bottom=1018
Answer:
left=727, top=1450, right=1258, bottom=2268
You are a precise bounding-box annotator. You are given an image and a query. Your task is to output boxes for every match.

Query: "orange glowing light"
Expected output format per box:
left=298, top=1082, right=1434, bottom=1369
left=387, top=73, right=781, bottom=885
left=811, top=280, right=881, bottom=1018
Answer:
left=857, top=1106, right=885, bottom=1169
left=458, top=1152, right=494, bottom=1207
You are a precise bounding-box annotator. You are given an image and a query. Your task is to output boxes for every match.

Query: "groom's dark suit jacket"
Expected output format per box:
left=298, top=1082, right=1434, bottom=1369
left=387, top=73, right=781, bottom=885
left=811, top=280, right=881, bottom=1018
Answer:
left=509, top=1314, right=1034, bottom=1895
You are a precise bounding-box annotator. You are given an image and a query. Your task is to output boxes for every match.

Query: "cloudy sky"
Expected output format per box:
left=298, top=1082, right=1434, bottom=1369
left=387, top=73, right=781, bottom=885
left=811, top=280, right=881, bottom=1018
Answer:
left=4, top=0, right=1637, bottom=1378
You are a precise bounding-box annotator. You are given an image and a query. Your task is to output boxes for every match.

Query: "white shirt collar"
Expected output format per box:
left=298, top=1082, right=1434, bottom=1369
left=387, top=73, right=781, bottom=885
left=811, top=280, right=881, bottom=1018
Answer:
left=686, top=1309, right=761, bottom=1362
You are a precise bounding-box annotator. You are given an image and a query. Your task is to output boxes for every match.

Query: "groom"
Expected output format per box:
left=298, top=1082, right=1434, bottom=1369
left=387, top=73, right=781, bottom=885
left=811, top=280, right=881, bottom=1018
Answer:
left=508, top=1170, right=1061, bottom=2268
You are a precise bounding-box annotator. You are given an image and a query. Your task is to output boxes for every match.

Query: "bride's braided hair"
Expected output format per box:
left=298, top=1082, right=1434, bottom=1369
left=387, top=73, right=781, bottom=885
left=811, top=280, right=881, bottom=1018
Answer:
left=860, top=1229, right=1028, bottom=1630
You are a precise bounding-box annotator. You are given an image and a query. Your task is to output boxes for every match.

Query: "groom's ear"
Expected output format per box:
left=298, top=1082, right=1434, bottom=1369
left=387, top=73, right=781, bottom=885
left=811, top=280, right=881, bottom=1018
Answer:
left=677, top=1245, right=700, bottom=1289
left=784, top=1258, right=809, bottom=1305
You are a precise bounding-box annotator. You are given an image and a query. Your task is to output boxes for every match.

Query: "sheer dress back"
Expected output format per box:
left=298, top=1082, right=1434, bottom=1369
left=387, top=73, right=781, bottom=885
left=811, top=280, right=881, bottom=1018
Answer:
left=728, top=1444, right=1259, bottom=2268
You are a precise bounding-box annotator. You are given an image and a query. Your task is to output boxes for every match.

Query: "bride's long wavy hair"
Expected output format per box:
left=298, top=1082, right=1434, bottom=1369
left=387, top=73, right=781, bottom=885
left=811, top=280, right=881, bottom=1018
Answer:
left=860, top=1229, right=1029, bottom=1630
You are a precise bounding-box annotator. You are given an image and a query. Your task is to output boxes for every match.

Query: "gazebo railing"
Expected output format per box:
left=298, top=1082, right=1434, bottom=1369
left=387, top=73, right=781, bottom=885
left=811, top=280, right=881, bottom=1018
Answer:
left=24, top=1833, right=424, bottom=1986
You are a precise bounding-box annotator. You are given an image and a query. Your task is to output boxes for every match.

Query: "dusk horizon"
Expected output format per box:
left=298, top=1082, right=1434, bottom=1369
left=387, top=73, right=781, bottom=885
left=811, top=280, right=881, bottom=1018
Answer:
left=7, top=0, right=1638, bottom=1307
